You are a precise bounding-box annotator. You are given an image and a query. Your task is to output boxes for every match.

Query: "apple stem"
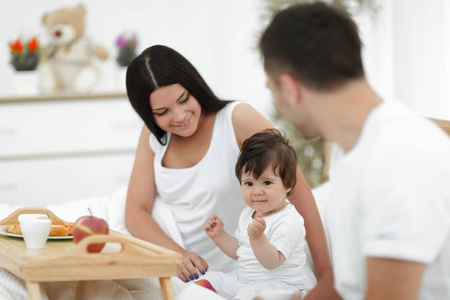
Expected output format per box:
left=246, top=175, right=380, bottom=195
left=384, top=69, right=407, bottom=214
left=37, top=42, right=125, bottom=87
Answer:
left=88, top=207, right=92, bottom=217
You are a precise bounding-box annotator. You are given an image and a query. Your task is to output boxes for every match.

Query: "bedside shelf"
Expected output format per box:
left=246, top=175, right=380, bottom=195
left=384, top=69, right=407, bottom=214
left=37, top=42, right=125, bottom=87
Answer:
left=0, top=92, right=143, bottom=206
left=0, top=90, right=127, bottom=104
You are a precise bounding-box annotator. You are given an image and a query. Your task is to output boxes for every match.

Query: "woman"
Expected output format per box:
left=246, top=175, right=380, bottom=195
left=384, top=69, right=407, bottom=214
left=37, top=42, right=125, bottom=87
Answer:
left=125, top=45, right=331, bottom=285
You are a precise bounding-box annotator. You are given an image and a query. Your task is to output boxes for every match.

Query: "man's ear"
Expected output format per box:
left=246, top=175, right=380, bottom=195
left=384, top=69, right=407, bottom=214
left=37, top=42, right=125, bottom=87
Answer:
left=279, top=74, right=302, bottom=106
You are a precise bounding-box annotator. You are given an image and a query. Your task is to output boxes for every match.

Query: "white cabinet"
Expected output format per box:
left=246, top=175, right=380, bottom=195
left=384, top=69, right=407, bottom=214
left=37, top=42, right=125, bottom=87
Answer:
left=0, top=93, right=143, bottom=206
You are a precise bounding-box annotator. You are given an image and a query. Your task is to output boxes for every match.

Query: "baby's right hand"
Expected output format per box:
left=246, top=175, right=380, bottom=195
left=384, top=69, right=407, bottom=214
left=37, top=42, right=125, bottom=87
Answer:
left=203, top=215, right=224, bottom=238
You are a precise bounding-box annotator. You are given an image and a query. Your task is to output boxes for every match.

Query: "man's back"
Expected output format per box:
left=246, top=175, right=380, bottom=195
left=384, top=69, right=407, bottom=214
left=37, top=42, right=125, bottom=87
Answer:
left=329, top=99, right=450, bottom=299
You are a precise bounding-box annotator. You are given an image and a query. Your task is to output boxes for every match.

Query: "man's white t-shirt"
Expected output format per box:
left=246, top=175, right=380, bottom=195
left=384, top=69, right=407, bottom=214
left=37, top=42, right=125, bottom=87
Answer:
left=329, top=99, right=450, bottom=299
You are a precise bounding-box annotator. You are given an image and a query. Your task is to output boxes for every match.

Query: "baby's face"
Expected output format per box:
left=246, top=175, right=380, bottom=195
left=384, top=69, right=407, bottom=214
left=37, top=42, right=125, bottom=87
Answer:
left=241, top=165, right=290, bottom=217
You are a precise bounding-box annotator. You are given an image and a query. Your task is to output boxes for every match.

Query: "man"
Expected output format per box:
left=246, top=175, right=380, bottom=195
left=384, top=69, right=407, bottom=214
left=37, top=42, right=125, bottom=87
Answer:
left=260, top=2, right=450, bottom=299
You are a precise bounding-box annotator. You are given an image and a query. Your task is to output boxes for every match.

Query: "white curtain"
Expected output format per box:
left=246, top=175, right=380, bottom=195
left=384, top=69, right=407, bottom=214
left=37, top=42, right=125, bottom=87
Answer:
left=356, top=0, right=450, bottom=120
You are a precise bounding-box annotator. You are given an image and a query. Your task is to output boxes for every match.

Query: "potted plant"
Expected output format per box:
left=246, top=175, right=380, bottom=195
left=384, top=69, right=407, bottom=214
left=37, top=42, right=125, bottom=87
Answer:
left=115, top=33, right=138, bottom=67
left=9, top=36, right=40, bottom=71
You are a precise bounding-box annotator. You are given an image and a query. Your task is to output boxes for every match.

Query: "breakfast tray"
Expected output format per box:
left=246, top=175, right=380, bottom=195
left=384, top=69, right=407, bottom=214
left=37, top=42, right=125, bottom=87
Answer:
left=0, top=207, right=182, bottom=300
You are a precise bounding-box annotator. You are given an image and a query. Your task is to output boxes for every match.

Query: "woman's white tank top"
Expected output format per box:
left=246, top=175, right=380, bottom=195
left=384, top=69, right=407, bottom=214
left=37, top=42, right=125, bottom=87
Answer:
left=150, top=101, right=245, bottom=272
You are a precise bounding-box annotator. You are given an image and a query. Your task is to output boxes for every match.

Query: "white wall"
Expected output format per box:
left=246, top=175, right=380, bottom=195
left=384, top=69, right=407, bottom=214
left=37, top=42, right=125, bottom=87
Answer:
left=358, top=0, right=450, bottom=120
left=1, top=0, right=449, bottom=121
left=0, top=0, right=272, bottom=118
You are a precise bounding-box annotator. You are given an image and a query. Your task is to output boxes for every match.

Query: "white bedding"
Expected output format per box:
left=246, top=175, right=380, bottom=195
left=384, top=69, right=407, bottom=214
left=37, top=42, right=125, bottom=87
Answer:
left=0, top=187, right=217, bottom=299
left=0, top=183, right=331, bottom=299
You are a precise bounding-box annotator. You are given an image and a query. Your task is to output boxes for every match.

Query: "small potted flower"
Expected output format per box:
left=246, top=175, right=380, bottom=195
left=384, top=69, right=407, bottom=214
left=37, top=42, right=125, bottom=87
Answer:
left=9, top=36, right=40, bottom=71
left=115, top=33, right=138, bottom=67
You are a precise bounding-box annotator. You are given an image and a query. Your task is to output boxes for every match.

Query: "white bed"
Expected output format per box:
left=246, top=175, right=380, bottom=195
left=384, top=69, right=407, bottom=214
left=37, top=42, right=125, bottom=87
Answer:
left=0, top=183, right=331, bottom=299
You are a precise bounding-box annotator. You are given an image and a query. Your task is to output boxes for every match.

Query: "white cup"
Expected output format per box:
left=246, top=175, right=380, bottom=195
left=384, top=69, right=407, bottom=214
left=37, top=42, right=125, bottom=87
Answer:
left=255, top=289, right=304, bottom=300
left=19, top=218, right=51, bottom=249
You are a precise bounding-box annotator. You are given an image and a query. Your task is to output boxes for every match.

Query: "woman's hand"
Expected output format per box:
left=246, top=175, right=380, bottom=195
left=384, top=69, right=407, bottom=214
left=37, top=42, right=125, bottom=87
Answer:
left=177, top=251, right=209, bottom=282
left=248, top=213, right=266, bottom=240
left=203, top=215, right=224, bottom=238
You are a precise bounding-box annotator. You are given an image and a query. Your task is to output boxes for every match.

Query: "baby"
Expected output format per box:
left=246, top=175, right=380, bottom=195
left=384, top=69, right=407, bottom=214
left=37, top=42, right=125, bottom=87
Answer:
left=202, top=128, right=307, bottom=300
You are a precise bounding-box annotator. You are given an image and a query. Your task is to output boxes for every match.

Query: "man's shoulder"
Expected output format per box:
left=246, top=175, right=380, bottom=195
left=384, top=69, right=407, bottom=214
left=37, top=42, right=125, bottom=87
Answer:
left=374, top=116, right=449, bottom=158
left=364, top=101, right=450, bottom=159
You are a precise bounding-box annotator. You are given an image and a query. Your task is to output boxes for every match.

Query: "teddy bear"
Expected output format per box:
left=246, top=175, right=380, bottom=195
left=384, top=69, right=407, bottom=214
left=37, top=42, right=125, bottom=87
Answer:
left=38, top=3, right=108, bottom=93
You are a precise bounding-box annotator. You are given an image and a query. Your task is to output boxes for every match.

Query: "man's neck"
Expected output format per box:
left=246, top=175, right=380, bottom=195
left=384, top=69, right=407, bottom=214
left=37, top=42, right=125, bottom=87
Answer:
left=315, top=79, right=382, bottom=152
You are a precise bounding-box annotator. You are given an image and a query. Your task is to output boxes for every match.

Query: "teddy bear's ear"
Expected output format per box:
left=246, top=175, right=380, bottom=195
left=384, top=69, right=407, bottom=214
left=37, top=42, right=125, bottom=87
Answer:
left=42, top=13, right=49, bottom=25
left=75, top=3, right=86, bottom=17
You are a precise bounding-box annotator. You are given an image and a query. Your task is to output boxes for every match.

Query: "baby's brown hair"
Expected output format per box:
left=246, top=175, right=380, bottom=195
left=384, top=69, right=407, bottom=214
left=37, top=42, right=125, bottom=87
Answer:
left=235, top=128, right=297, bottom=195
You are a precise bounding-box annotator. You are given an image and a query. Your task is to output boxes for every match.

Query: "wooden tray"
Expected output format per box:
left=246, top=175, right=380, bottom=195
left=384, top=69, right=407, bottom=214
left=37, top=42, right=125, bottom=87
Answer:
left=0, top=207, right=182, bottom=300
left=0, top=207, right=70, bottom=225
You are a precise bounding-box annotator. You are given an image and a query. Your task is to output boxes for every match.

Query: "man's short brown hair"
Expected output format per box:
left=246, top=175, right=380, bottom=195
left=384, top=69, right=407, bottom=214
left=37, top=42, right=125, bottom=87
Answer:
left=260, top=2, right=364, bottom=91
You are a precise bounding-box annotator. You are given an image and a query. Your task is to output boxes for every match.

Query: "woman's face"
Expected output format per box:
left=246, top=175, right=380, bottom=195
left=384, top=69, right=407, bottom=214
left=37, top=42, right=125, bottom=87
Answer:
left=150, top=83, right=202, bottom=137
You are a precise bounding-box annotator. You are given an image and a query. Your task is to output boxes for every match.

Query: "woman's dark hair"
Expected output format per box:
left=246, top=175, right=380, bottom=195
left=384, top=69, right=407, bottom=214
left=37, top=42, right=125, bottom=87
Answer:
left=260, top=2, right=364, bottom=91
left=235, top=128, right=297, bottom=196
left=126, top=45, right=232, bottom=145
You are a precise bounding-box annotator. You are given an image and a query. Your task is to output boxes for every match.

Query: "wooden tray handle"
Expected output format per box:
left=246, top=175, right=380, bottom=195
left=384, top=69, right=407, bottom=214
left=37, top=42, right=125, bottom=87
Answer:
left=71, top=234, right=142, bottom=257
left=0, top=207, right=67, bottom=225
left=110, top=230, right=181, bottom=257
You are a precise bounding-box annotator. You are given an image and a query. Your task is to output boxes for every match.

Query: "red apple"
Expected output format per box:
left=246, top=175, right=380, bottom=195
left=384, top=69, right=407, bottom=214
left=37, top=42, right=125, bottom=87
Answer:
left=73, top=208, right=109, bottom=253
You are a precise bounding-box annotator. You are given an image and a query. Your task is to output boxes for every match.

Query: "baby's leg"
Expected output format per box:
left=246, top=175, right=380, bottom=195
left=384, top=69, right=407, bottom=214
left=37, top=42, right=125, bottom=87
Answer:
left=235, top=280, right=303, bottom=300
left=195, top=271, right=238, bottom=300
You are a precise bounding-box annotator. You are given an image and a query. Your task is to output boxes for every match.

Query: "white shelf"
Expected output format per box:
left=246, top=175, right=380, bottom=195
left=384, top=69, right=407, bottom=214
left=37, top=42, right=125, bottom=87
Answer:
left=0, top=92, right=143, bottom=205
left=0, top=90, right=127, bottom=104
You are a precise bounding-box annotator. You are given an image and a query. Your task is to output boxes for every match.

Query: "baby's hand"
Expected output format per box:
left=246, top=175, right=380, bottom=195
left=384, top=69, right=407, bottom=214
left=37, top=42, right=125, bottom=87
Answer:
left=248, top=213, right=266, bottom=240
left=203, top=215, right=224, bottom=238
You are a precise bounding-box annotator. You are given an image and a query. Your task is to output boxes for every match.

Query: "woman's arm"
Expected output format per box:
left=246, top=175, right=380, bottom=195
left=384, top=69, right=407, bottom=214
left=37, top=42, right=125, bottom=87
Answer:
left=125, top=126, right=208, bottom=281
left=287, top=167, right=331, bottom=279
left=231, top=103, right=273, bottom=147
left=125, top=126, right=182, bottom=249
left=289, top=167, right=341, bottom=299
